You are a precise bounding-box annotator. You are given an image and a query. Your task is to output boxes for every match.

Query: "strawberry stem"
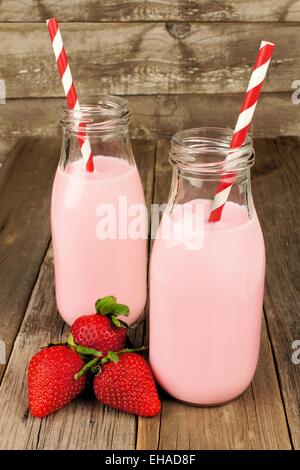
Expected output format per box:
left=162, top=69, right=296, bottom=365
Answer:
left=119, top=346, right=148, bottom=354
left=74, top=357, right=99, bottom=380
left=68, top=334, right=103, bottom=358
left=111, top=315, right=123, bottom=327
left=75, top=345, right=103, bottom=358
left=101, top=351, right=120, bottom=365
left=75, top=346, right=149, bottom=377
left=100, top=345, right=148, bottom=365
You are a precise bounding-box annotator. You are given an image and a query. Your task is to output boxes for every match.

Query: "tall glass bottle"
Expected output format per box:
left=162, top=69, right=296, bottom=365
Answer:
left=52, top=96, right=147, bottom=325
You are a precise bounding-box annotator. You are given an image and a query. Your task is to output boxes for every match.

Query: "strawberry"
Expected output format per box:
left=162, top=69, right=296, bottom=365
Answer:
left=70, top=296, right=129, bottom=355
left=93, top=351, right=161, bottom=417
left=28, top=345, right=86, bottom=418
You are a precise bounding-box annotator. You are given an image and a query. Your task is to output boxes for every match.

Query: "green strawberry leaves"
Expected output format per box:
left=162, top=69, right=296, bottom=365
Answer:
left=71, top=343, right=148, bottom=380
left=95, top=295, right=117, bottom=314
left=95, top=295, right=129, bottom=328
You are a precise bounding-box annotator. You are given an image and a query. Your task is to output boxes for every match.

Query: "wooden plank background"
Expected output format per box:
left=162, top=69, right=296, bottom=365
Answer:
left=0, top=1, right=300, bottom=161
left=253, top=137, right=300, bottom=448
left=0, top=23, right=298, bottom=97
left=0, top=136, right=298, bottom=449
left=0, top=139, right=59, bottom=382
left=1, top=94, right=298, bottom=142
left=1, top=1, right=300, bottom=22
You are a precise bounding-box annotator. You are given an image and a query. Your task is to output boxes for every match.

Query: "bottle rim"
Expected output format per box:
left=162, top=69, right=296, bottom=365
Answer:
left=170, top=127, right=254, bottom=174
left=60, top=95, right=130, bottom=135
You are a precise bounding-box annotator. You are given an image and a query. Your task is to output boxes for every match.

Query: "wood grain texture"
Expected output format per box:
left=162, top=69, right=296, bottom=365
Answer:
left=0, top=23, right=298, bottom=98
left=0, top=94, right=298, bottom=143
left=1, top=0, right=300, bottom=22
left=0, top=138, right=155, bottom=449
left=0, top=138, right=59, bottom=381
left=136, top=138, right=292, bottom=450
left=0, top=140, right=16, bottom=163
left=252, top=137, right=300, bottom=449
left=0, top=248, right=138, bottom=449
left=0, top=136, right=297, bottom=450
left=0, top=139, right=18, bottom=190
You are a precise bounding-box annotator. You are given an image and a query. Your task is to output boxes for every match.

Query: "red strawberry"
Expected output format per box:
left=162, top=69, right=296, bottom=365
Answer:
left=93, top=352, right=161, bottom=417
left=28, top=345, right=86, bottom=418
left=70, top=296, right=128, bottom=355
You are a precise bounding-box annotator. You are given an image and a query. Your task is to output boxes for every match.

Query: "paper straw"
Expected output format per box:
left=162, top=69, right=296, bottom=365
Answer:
left=209, top=41, right=275, bottom=222
left=47, top=18, right=94, bottom=172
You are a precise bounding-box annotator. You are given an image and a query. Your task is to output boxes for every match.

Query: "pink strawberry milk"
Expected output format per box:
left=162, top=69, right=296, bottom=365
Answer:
left=150, top=128, right=266, bottom=405
left=51, top=97, right=147, bottom=325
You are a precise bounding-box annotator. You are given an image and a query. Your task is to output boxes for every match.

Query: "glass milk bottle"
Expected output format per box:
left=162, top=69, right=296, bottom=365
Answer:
left=149, top=128, right=265, bottom=405
left=51, top=96, right=147, bottom=325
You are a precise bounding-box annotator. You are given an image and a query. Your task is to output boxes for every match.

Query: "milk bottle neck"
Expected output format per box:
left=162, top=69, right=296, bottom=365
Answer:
left=59, top=95, right=135, bottom=168
left=168, top=127, right=255, bottom=221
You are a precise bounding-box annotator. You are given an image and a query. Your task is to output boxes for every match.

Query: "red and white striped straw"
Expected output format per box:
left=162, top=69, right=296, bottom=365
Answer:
left=209, top=40, right=275, bottom=222
left=47, top=18, right=94, bottom=172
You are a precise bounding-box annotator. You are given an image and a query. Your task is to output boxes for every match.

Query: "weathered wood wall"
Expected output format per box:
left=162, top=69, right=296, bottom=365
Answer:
left=0, top=0, right=300, bottom=160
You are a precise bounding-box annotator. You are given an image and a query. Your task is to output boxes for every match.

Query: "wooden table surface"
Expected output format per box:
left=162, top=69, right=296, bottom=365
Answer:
left=0, top=136, right=299, bottom=450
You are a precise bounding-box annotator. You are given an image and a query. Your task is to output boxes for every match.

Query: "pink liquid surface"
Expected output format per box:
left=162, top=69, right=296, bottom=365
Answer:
left=51, top=156, right=147, bottom=325
left=150, top=200, right=265, bottom=404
